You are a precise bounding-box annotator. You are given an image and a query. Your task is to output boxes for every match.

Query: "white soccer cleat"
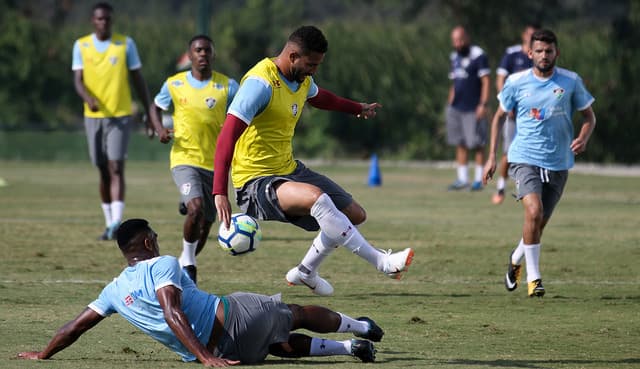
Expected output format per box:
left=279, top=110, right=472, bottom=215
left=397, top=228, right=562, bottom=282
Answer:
left=286, top=267, right=334, bottom=296
left=382, top=248, right=415, bottom=279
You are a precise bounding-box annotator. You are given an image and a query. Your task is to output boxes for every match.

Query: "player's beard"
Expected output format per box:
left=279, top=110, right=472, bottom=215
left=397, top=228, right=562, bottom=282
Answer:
left=290, top=66, right=307, bottom=83
left=535, top=58, right=556, bottom=73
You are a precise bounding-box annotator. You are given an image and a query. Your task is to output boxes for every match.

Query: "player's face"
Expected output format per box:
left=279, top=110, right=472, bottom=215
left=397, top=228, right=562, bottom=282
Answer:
left=189, top=39, right=214, bottom=73
left=290, top=51, right=324, bottom=83
left=91, top=8, right=112, bottom=39
left=451, top=28, right=469, bottom=53
left=529, top=40, right=558, bottom=74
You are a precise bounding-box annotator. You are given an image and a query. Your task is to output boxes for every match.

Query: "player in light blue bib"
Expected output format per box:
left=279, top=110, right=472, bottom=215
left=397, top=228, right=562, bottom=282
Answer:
left=483, top=29, right=596, bottom=298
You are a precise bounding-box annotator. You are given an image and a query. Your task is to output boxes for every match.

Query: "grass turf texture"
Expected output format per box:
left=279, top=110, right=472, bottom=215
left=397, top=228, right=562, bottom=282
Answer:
left=1, top=160, right=639, bottom=369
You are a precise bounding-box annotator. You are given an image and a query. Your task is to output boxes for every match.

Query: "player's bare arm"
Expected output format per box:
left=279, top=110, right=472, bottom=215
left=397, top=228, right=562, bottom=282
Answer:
left=483, top=106, right=507, bottom=184
left=475, top=74, right=490, bottom=120
left=571, top=106, right=596, bottom=155
left=157, top=285, right=239, bottom=367
left=73, top=70, right=99, bottom=111
left=148, top=105, right=173, bottom=143
left=129, top=69, right=154, bottom=138
left=17, top=308, right=104, bottom=360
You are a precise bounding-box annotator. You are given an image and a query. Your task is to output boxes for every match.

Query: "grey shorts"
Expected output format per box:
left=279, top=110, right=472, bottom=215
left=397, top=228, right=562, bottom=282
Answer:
left=509, top=163, right=568, bottom=219
left=235, top=160, right=353, bottom=231
left=84, top=116, right=132, bottom=166
left=215, top=292, right=292, bottom=364
left=502, top=115, right=516, bottom=153
left=171, top=165, right=216, bottom=222
left=446, top=106, right=487, bottom=149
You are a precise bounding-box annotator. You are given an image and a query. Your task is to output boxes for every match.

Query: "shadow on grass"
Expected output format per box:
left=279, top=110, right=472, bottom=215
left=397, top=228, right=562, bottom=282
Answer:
left=440, top=358, right=640, bottom=368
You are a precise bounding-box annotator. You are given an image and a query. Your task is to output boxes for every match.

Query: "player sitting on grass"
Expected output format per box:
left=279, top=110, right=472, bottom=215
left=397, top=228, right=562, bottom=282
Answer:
left=17, top=218, right=383, bottom=365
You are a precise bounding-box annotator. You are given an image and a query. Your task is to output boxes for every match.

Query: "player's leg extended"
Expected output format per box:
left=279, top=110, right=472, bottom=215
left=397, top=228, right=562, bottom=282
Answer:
left=521, top=192, right=545, bottom=296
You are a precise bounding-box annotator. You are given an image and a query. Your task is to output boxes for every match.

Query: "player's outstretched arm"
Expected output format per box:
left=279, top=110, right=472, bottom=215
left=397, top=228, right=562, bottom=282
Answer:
left=307, top=87, right=381, bottom=118
left=17, top=308, right=104, bottom=360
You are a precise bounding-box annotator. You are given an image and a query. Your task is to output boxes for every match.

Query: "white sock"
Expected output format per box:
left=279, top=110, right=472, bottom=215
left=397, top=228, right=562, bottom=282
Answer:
left=523, top=243, right=541, bottom=282
left=110, top=201, right=125, bottom=225
left=179, top=239, right=198, bottom=267
left=511, top=238, right=525, bottom=265
left=474, top=164, right=483, bottom=183
left=101, top=203, right=112, bottom=227
left=497, top=177, right=506, bottom=191
left=337, top=312, right=369, bottom=335
left=457, top=165, right=468, bottom=183
left=309, top=338, right=351, bottom=356
left=310, top=194, right=385, bottom=271
left=299, top=231, right=338, bottom=274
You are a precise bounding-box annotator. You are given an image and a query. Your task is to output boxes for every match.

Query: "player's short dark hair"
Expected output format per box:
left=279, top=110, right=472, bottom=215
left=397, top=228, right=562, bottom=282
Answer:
left=92, top=2, right=113, bottom=13
left=189, top=34, right=213, bottom=48
left=531, top=29, right=557, bottom=47
left=117, top=218, right=150, bottom=252
left=288, top=25, right=328, bottom=55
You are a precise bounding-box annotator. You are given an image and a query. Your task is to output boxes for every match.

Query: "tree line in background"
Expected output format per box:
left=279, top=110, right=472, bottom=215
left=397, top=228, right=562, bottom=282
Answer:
left=1, top=0, right=638, bottom=163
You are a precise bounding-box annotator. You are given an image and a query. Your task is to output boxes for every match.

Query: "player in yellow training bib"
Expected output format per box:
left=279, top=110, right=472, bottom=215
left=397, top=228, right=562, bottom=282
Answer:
left=149, top=35, right=238, bottom=284
left=71, top=2, right=153, bottom=241
left=212, top=26, right=414, bottom=296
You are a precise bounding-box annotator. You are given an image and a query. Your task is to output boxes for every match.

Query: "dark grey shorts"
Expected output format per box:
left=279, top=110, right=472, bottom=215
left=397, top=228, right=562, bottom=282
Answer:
left=235, top=160, right=353, bottom=231
left=509, top=163, right=568, bottom=219
left=84, top=116, right=132, bottom=165
left=446, top=106, right=487, bottom=149
left=171, top=165, right=216, bottom=222
left=215, top=292, right=292, bottom=364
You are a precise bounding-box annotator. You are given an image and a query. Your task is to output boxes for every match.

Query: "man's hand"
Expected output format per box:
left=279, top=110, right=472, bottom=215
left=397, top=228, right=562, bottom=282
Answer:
left=157, top=128, right=174, bottom=144
left=17, top=351, right=44, bottom=360
left=215, top=194, right=233, bottom=229
left=357, top=102, right=382, bottom=119
left=86, top=97, right=99, bottom=112
left=570, top=137, right=588, bottom=155
left=475, top=104, right=487, bottom=120
left=200, top=356, right=241, bottom=367
left=482, top=157, right=497, bottom=186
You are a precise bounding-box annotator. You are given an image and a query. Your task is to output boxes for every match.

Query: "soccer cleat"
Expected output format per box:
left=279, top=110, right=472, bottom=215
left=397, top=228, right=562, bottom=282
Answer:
left=504, top=250, right=522, bottom=291
left=351, top=339, right=376, bottom=363
left=106, top=221, right=120, bottom=241
left=354, top=317, right=384, bottom=342
left=447, top=180, right=469, bottom=191
left=285, top=267, right=334, bottom=296
left=382, top=248, right=414, bottom=279
left=528, top=279, right=545, bottom=297
left=97, top=228, right=110, bottom=241
left=470, top=181, right=483, bottom=191
left=183, top=265, right=197, bottom=285
left=492, top=189, right=505, bottom=204
left=178, top=202, right=188, bottom=216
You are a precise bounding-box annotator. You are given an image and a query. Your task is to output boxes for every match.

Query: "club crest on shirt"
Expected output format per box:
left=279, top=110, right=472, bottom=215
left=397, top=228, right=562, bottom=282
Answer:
left=529, top=108, right=546, bottom=121
left=205, top=97, right=216, bottom=108
left=292, top=103, right=298, bottom=117
left=181, top=183, right=191, bottom=196
left=553, top=88, right=565, bottom=99
left=109, top=56, right=118, bottom=65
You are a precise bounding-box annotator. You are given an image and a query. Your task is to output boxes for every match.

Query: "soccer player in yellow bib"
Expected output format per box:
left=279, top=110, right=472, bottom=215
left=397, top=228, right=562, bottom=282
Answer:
left=213, top=26, right=414, bottom=296
left=148, top=35, right=238, bottom=284
left=72, top=2, right=152, bottom=240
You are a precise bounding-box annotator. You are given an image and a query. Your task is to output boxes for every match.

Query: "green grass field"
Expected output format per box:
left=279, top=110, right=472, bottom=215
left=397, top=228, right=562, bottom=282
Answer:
left=1, top=160, right=638, bottom=369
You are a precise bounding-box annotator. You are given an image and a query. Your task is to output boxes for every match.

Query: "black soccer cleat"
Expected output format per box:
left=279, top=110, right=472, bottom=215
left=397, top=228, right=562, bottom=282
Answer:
left=179, top=202, right=188, bottom=216
left=183, top=265, right=197, bottom=285
left=354, top=317, right=384, bottom=342
left=351, top=339, right=376, bottom=363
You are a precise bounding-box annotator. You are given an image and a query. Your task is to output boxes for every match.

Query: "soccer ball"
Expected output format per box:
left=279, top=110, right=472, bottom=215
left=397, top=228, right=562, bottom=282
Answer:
left=217, top=213, right=262, bottom=256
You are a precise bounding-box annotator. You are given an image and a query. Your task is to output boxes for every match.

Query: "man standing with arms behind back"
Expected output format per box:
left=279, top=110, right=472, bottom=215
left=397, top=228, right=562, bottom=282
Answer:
left=483, top=29, right=596, bottom=297
left=491, top=24, right=539, bottom=204
left=446, top=26, right=491, bottom=192
left=72, top=2, right=152, bottom=240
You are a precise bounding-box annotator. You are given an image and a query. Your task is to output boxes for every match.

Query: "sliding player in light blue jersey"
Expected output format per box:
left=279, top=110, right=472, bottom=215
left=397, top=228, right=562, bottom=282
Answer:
left=17, top=219, right=383, bottom=365
left=492, top=24, right=539, bottom=204
left=483, top=29, right=596, bottom=297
